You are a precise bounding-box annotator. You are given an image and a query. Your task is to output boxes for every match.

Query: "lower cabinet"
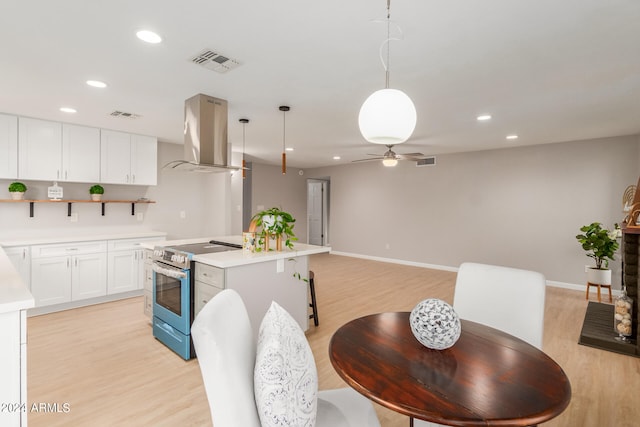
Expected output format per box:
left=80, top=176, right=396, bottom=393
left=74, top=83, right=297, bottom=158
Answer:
left=5, top=235, right=164, bottom=312
left=107, top=238, right=159, bottom=295
left=194, top=263, right=225, bottom=318
left=30, top=241, right=107, bottom=307
left=4, top=246, right=30, bottom=288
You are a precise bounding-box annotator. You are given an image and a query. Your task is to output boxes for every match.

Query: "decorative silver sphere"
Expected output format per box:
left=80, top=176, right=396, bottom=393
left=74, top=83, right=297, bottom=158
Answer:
left=410, top=298, right=461, bottom=350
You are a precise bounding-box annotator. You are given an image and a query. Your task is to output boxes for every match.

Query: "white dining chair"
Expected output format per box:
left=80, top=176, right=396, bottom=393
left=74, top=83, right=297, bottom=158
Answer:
left=192, top=289, right=381, bottom=427
left=413, top=262, right=547, bottom=427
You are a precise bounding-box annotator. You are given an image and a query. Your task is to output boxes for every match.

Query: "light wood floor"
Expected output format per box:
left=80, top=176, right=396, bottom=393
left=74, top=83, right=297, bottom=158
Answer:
left=27, top=253, right=640, bottom=427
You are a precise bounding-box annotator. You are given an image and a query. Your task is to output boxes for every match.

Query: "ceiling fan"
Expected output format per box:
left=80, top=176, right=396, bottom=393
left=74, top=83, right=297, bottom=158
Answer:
left=352, top=144, right=427, bottom=167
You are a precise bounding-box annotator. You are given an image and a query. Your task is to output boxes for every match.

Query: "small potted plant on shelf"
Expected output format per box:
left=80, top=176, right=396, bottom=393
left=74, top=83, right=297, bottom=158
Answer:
left=250, top=207, right=297, bottom=251
left=89, top=184, right=104, bottom=201
left=8, top=182, right=27, bottom=200
left=576, top=222, right=620, bottom=285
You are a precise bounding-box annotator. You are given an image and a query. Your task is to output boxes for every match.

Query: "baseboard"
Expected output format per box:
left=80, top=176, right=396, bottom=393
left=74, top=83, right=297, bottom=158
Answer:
left=28, top=290, right=143, bottom=317
left=328, top=251, right=618, bottom=293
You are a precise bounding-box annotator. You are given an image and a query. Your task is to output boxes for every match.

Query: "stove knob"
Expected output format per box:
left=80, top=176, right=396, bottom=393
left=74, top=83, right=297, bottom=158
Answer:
left=178, top=255, right=185, bottom=263
left=170, top=254, right=177, bottom=262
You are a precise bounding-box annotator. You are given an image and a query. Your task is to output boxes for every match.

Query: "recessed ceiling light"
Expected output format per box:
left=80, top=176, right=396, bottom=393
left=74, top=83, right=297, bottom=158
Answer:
left=333, top=156, right=341, bottom=160
left=477, top=114, right=492, bottom=121
left=86, top=80, right=107, bottom=88
left=60, top=107, right=77, bottom=113
left=506, top=134, right=519, bottom=140
left=285, top=147, right=294, bottom=152
left=136, top=30, right=162, bottom=44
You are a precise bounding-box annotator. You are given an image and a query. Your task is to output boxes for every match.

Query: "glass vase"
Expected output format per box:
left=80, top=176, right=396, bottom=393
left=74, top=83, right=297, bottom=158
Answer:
left=614, top=287, right=633, bottom=342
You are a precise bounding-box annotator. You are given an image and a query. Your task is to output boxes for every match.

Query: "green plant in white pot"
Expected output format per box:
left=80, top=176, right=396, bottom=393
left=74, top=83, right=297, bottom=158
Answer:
left=576, top=222, right=619, bottom=285
left=8, top=182, right=27, bottom=200
left=89, top=184, right=104, bottom=201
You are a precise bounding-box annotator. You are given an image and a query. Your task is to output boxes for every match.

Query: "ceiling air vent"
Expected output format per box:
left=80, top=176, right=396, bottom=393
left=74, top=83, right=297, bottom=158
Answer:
left=190, top=49, right=240, bottom=73
left=416, top=157, right=436, bottom=167
left=109, top=110, right=141, bottom=119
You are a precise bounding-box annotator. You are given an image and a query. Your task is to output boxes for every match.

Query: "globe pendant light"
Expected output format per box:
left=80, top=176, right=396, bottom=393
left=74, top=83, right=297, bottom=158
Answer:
left=239, top=118, right=249, bottom=179
left=358, top=0, right=416, bottom=145
left=279, top=106, right=290, bottom=174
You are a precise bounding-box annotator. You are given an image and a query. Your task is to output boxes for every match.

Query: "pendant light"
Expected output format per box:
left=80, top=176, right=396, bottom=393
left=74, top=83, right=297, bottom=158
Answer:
left=239, top=118, right=249, bottom=179
left=279, top=106, right=290, bottom=174
left=358, top=0, right=416, bottom=145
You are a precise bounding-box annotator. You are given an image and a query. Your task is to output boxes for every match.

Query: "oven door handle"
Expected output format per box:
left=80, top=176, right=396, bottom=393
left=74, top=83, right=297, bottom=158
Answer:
left=152, top=263, right=187, bottom=279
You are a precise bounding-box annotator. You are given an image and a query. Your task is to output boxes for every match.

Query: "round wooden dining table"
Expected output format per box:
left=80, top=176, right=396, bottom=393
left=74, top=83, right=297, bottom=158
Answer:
left=329, top=312, right=571, bottom=426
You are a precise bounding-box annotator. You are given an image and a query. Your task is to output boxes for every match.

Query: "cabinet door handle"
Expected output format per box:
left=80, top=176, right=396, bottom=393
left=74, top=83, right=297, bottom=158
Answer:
left=22, top=249, right=26, bottom=260
left=65, top=170, right=68, bottom=180
left=75, top=258, right=78, bottom=267
left=57, top=170, right=60, bottom=179
left=126, top=174, right=130, bottom=183
left=132, top=174, right=136, bottom=184
left=67, top=258, right=70, bottom=268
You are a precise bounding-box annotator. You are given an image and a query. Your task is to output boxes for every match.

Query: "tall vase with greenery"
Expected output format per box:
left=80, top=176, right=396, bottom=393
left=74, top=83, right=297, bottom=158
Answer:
left=576, top=222, right=619, bottom=285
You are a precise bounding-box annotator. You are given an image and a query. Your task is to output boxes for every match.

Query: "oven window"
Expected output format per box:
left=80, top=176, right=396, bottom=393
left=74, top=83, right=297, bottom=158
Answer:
left=156, top=273, right=183, bottom=316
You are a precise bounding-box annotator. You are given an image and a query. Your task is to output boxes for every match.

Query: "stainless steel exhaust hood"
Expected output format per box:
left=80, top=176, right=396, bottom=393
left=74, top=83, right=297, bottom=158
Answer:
left=164, top=94, right=242, bottom=172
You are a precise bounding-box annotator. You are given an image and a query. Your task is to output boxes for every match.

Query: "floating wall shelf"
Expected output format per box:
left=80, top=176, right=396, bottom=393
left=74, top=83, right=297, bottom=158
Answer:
left=0, top=199, right=155, bottom=218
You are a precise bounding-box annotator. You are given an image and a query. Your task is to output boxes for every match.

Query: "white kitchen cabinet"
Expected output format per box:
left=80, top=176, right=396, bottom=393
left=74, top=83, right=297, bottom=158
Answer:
left=194, top=263, right=225, bottom=317
left=31, top=241, right=107, bottom=306
left=0, top=113, right=18, bottom=179
left=108, top=238, right=161, bottom=295
left=62, top=123, right=101, bottom=182
left=4, top=246, right=30, bottom=289
left=18, top=117, right=62, bottom=181
left=17, top=118, right=100, bottom=183
left=71, top=253, right=108, bottom=300
left=100, top=130, right=157, bottom=185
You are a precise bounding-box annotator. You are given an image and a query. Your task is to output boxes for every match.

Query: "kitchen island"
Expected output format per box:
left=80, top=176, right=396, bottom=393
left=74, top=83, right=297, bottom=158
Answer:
left=146, top=236, right=330, bottom=335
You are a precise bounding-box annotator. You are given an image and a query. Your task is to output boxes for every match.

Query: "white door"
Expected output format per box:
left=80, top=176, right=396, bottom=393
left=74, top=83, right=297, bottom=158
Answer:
left=18, top=117, right=62, bottom=181
left=72, top=253, right=107, bottom=300
left=307, top=180, right=328, bottom=246
left=62, top=123, right=100, bottom=182
left=0, top=113, right=18, bottom=179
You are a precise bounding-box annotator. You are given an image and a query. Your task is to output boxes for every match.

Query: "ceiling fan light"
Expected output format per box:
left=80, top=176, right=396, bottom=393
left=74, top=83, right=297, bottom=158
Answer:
left=382, top=157, right=398, bottom=167
left=359, top=88, right=417, bottom=145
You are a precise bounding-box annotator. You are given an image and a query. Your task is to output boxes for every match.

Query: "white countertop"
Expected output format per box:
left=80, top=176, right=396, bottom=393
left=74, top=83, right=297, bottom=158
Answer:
left=145, top=236, right=331, bottom=268
left=0, top=248, right=34, bottom=314
left=0, top=228, right=167, bottom=247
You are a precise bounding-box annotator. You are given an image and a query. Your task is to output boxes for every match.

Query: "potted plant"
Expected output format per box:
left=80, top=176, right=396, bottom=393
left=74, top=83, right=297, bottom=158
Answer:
left=89, top=184, right=104, bottom=201
left=8, top=182, right=27, bottom=200
left=250, top=207, right=297, bottom=251
left=576, top=222, right=620, bottom=285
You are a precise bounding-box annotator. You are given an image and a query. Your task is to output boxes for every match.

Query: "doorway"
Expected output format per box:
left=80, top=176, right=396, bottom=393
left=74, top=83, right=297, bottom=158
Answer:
left=307, top=179, right=329, bottom=246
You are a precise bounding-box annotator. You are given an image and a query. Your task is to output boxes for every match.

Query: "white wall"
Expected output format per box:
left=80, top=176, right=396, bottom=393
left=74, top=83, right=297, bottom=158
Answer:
left=0, top=142, right=236, bottom=241
left=249, top=163, right=308, bottom=242
left=302, top=135, right=639, bottom=288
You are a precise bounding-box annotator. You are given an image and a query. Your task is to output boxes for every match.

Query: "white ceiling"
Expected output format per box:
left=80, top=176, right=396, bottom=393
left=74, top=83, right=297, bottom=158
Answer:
left=1, top=0, right=639, bottom=169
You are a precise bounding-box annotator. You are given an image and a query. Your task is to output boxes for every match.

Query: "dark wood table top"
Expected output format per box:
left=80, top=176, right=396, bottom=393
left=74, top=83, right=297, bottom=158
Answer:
left=329, top=312, right=571, bottom=426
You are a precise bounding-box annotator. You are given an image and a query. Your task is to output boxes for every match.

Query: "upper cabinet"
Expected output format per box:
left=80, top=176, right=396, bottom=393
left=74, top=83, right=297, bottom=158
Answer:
left=0, top=113, right=18, bottom=179
left=62, top=123, right=100, bottom=183
left=101, top=130, right=157, bottom=185
left=18, top=117, right=63, bottom=181
left=17, top=118, right=101, bottom=182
